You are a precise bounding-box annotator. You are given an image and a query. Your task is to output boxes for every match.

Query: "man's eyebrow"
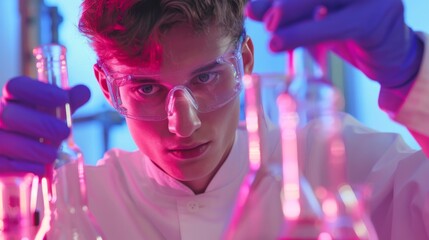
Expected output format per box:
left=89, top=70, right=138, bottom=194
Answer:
left=190, top=60, right=220, bottom=75
left=130, top=75, right=162, bottom=83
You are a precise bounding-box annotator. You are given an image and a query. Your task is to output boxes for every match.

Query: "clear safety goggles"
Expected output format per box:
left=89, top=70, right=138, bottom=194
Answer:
left=97, top=34, right=245, bottom=121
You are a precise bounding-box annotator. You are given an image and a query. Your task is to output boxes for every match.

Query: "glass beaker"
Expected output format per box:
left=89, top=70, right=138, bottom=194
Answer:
left=0, top=172, right=40, bottom=239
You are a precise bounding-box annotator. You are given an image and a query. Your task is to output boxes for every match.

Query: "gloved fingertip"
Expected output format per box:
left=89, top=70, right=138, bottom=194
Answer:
left=3, top=76, right=34, bottom=97
left=269, top=35, right=285, bottom=52
left=3, top=161, right=47, bottom=178
left=32, top=167, right=47, bottom=178
left=55, top=126, right=72, bottom=143
left=245, top=0, right=273, bottom=21
left=69, top=84, right=91, bottom=111
left=263, top=7, right=281, bottom=32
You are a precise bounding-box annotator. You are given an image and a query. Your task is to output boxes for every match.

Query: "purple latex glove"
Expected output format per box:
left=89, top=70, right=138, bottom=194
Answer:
left=246, top=0, right=424, bottom=92
left=0, top=76, right=90, bottom=176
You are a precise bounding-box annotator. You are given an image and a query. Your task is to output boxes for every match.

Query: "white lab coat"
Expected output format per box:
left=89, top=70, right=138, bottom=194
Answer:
left=78, top=112, right=428, bottom=240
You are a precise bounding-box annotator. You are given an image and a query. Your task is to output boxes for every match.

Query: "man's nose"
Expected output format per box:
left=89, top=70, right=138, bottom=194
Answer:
left=167, top=90, right=201, bottom=137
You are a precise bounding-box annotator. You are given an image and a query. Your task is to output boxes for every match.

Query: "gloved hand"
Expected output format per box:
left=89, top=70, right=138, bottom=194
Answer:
left=246, top=0, right=424, bottom=92
left=0, top=76, right=90, bottom=176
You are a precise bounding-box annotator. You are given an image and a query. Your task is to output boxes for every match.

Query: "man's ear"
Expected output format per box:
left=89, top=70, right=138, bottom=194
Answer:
left=242, top=36, right=255, bottom=74
left=93, top=64, right=113, bottom=105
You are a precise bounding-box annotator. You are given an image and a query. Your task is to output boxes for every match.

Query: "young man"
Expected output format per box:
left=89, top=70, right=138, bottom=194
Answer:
left=0, top=0, right=428, bottom=239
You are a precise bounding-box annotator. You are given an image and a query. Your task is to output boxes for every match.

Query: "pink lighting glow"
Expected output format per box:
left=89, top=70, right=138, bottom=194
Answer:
left=35, top=177, right=51, bottom=240
left=328, top=133, right=346, bottom=191
left=318, top=232, right=333, bottom=240
left=322, top=197, right=338, bottom=218
left=244, top=74, right=262, bottom=171
left=282, top=198, right=301, bottom=219
left=277, top=93, right=301, bottom=220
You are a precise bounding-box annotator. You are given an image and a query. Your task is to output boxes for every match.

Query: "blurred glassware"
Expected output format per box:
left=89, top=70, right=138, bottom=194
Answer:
left=0, top=172, right=41, bottom=239
left=281, top=47, right=378, bottom=239
left=33, top=44, right=104, bottom=240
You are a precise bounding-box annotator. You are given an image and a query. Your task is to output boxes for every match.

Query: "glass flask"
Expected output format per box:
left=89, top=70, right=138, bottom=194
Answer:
left=225, top=72, right=325, bottom=239
left=276, top=86, right=324, bottom=240
left=223, top=74, right=265, bottom=240
left=33, top=44, right=104, bottom=240
left=0, top=173, right=40, bottom=240
left=257, top=67, right=325, bottom=239
left=288, top=48, right=378, bottom=240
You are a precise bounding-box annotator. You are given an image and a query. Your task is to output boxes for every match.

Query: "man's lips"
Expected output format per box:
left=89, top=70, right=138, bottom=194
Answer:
left=167, top=142, right=210, bottom=159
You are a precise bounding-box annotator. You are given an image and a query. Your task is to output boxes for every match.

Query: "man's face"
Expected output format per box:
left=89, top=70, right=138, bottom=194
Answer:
left=98, top=24, right=254, bottom=192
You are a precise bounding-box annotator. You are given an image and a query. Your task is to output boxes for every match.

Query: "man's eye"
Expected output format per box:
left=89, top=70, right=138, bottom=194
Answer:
left=196, top=73, right=217, bottom=83
left=137, top=84, right=160, bottom=96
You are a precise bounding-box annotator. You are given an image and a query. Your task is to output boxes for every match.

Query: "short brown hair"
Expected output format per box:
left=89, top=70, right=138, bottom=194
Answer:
left=78, top=0, right=247, bottom=66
